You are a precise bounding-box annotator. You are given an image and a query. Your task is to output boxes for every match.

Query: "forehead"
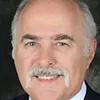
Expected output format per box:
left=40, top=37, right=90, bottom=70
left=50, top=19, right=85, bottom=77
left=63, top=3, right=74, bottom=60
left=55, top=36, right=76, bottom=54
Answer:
left=17, top=0, right=84, bottom=38
left=19, top=0, right=82, bottom=21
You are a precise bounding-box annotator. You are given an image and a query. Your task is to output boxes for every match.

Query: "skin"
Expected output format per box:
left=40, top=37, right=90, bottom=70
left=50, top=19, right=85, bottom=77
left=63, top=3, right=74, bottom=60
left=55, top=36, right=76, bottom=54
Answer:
left=14, top=0, right=97, bottom=100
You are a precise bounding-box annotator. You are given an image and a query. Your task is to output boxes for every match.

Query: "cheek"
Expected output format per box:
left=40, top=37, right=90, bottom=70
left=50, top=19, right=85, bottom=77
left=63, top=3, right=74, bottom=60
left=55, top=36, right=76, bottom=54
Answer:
left=15, top=46, right=39, bottom=68
left=14, top=54, right=27, bottom=85
left=55, top=49, right=83, bottom=68
left=14, top=48, right=39, bottom=85
left=54, top=49, right=87, bottom=79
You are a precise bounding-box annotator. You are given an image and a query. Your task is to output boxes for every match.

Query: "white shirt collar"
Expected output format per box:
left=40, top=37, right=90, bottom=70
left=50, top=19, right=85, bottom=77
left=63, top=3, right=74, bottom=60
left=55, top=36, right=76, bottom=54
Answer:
left=29, top=96, right=31, bottom=100
left=29, top=82, right=86, bottom=100
left=71, top=81, right=86, bottom=100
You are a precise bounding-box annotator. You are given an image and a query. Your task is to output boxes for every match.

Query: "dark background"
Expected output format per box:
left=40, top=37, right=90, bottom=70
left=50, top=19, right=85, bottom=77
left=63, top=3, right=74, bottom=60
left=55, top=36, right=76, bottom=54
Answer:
left=0, top=0, right=100, bottom=100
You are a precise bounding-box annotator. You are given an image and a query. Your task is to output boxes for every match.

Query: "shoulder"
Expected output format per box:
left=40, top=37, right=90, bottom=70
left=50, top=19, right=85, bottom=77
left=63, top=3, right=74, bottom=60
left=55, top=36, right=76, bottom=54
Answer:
left=84, top=82, right=100, bottom=100
left=8, top=93, right=28, bottom=100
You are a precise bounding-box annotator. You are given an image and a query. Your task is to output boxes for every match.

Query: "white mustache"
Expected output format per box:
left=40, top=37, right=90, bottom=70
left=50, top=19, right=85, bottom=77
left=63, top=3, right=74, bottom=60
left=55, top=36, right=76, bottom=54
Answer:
left=26, top=67, right=69, bottom=89
left=27, top=67, right=65, bottom=77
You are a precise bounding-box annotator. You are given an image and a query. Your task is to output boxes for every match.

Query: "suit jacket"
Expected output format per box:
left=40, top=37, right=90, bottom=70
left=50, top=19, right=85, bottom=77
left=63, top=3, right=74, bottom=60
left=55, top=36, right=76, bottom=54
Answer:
left=84, top=83, right=100, bottom=100
left=9, top=83, right=100, bottom=100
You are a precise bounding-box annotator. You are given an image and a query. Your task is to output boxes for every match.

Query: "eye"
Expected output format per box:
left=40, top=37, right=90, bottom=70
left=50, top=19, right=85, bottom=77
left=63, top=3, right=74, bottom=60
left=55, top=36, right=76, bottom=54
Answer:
left=26, top=42, right=37, bottom=46
left=57, top=42, right=70, bottom=47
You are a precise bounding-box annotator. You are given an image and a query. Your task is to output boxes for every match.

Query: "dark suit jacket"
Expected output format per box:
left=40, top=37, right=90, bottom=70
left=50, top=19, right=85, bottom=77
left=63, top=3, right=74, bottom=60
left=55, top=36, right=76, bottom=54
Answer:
left=84, top=83, right=100, bottom=100
left=9, top=83, right=100, bottom=100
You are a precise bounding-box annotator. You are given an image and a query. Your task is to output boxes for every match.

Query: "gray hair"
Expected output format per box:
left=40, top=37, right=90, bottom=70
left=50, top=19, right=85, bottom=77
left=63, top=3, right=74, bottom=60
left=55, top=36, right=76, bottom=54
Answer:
left=11, top=0, right=97, bottom=58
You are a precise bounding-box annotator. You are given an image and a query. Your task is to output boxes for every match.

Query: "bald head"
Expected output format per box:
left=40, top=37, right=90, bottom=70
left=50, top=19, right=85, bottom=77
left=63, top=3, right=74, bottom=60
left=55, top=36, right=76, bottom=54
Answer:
left=21, top=0, right=80, bottom=14
left=19, top=0, right=83, bottom=33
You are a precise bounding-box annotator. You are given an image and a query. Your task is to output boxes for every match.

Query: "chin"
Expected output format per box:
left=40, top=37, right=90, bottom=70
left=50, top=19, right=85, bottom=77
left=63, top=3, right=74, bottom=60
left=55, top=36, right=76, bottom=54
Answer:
left=25, top=76, right=68, bottom=100
left=27, top=87, right=65, bottom=100
left=30, top=93, right=62, bottom=100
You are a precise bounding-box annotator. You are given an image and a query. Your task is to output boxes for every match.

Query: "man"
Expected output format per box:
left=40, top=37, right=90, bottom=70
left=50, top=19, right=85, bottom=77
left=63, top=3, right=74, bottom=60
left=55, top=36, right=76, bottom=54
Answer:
left=10, top=0, right=100, bottom=100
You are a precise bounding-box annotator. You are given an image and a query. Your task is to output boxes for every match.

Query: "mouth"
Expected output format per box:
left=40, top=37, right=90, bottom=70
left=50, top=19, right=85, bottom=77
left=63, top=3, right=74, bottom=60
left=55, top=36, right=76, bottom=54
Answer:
left=34, top=75, right=62, bottom=81
left=36, top=75, right=60, bottom=80
left=26, top=68, right=69, bottom=88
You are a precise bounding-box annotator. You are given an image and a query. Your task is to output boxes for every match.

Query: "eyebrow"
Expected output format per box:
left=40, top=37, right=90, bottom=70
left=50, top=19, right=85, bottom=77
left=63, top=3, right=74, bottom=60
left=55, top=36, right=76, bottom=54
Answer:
left=21, top=33, right=74, bottom=42
left=51, top=34, right=74, bottom=41
left=21, top=34, right=41, bottom=42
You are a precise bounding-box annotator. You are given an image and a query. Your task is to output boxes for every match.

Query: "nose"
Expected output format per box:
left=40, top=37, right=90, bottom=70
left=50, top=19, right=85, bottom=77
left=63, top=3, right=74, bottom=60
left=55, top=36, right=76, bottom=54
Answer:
left=38, top=48, right=56, bottom=67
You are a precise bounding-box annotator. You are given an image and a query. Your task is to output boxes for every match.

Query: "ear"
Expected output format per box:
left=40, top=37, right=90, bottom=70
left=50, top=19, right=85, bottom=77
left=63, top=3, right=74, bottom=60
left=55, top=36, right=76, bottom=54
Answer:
left=87, top=38, right=97, bottom=69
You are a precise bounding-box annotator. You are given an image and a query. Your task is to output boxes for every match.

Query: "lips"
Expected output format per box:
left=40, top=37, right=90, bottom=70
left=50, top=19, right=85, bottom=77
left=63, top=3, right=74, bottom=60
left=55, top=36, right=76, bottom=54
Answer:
left=34, top=75, right=61, bottom=80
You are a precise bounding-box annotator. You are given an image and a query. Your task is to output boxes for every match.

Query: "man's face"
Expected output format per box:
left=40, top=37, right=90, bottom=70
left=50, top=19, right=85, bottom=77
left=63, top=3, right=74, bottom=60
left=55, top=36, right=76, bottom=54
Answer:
left=14, top=0, right=96, bottom=100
